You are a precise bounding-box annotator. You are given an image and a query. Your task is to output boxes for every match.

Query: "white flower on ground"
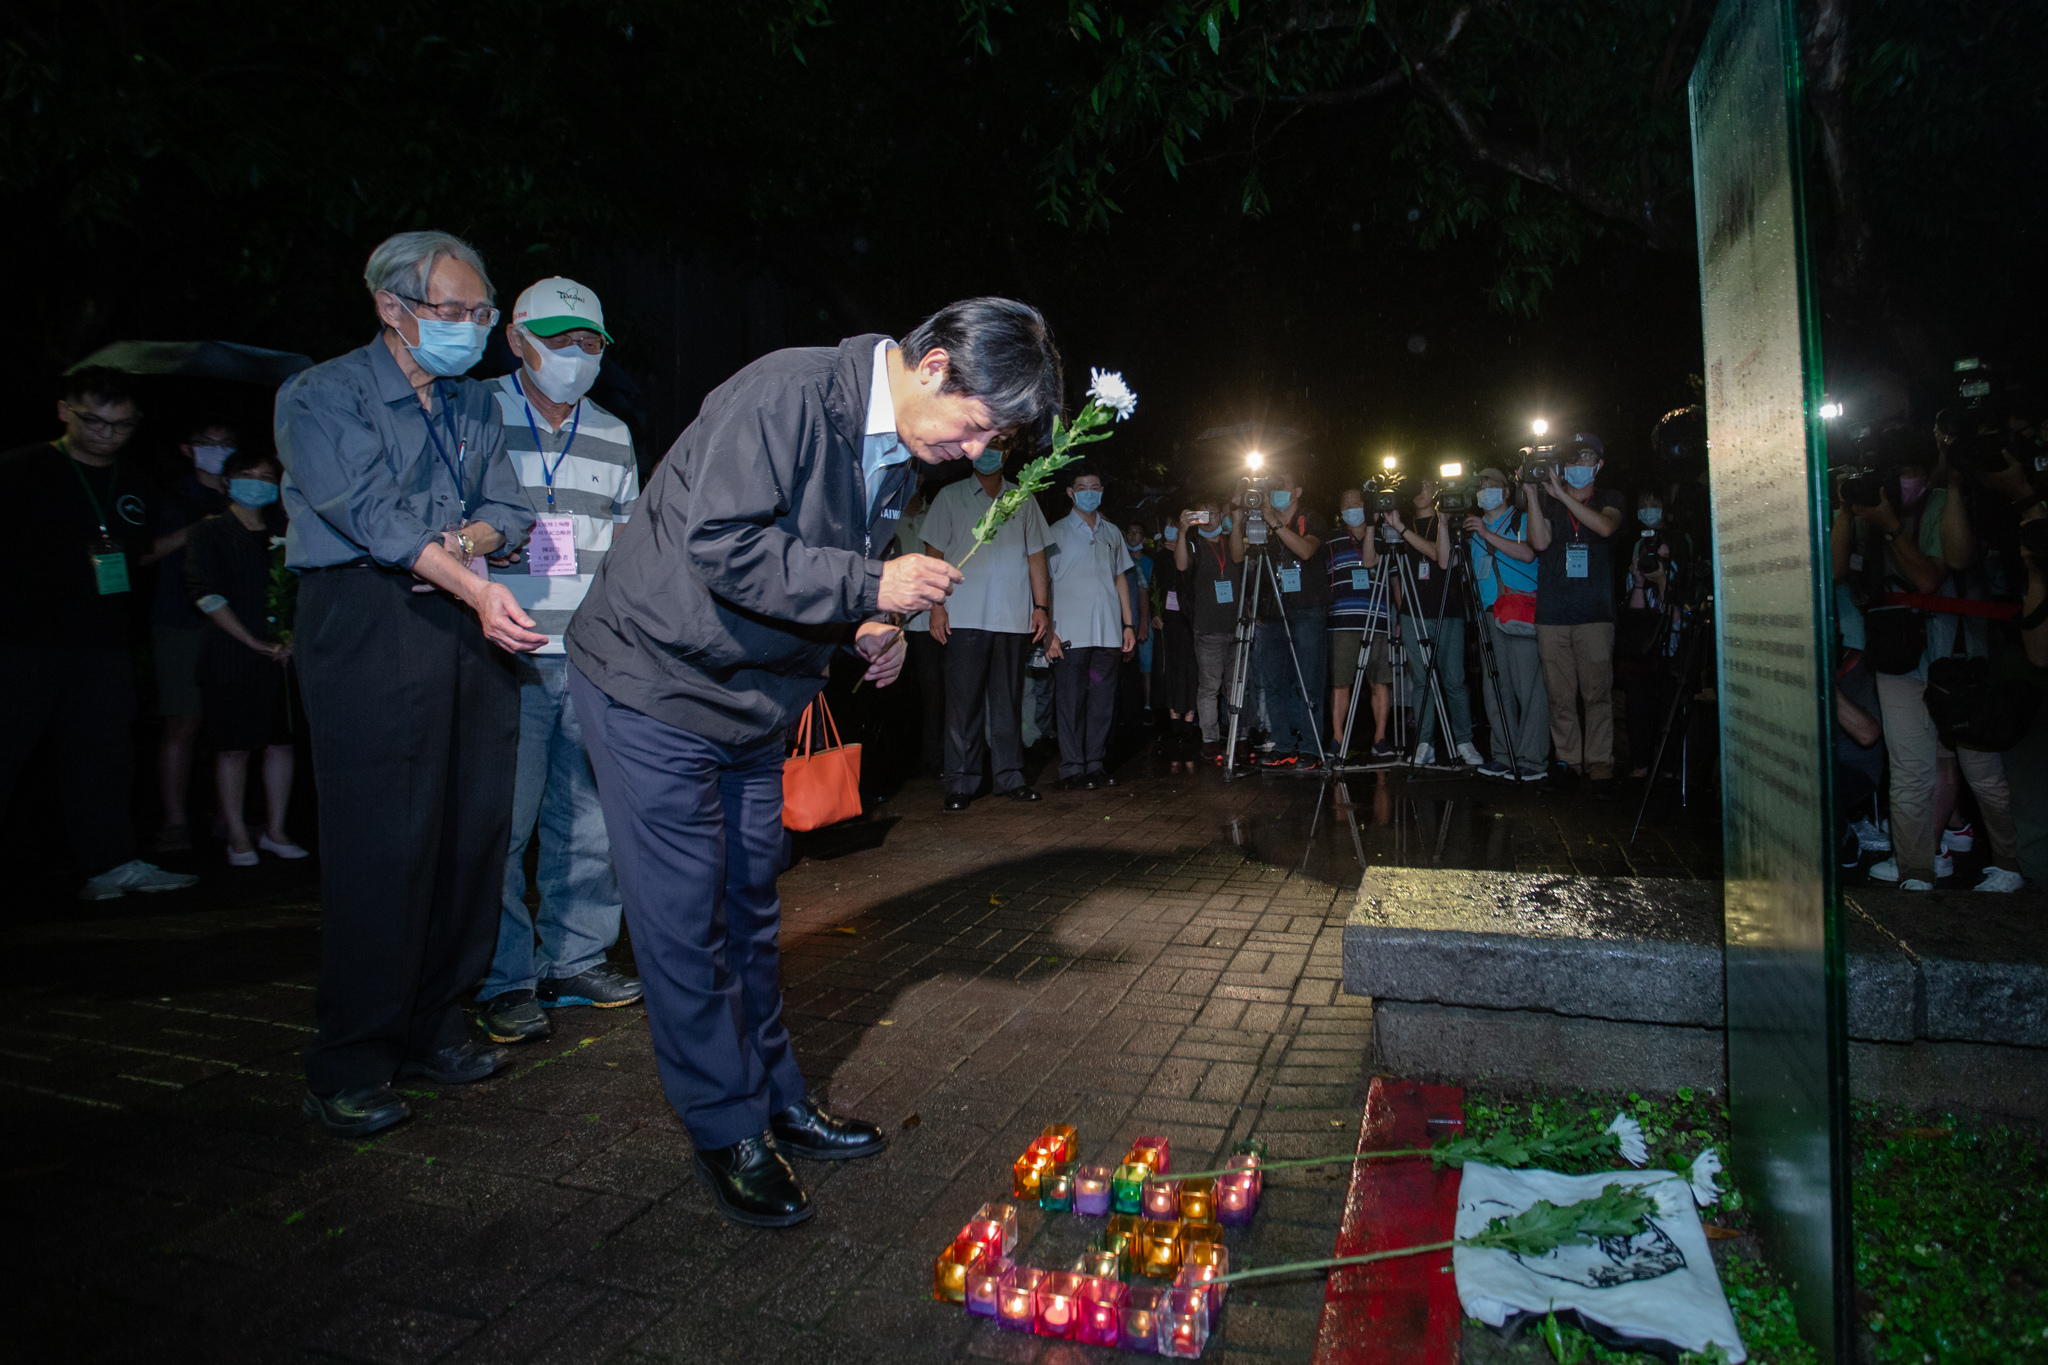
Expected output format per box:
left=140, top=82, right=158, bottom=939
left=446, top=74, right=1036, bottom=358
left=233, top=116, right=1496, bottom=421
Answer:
left=1689, top=1147, right=1723, bottom=1206
left=1606, top=1112, right=1648, bottom=1166
left=1647, top=1175, right=1692, bottom=1221
left=1088, top=368, right=1138, bottom=421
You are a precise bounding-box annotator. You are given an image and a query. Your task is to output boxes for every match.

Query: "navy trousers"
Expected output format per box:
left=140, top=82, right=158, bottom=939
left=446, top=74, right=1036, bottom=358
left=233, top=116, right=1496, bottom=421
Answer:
left=569, top=663, right=807, bottom=1149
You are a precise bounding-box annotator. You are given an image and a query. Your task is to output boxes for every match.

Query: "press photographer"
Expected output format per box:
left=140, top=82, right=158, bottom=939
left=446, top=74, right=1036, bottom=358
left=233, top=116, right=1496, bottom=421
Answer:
left=1615, top=491, right=1686, bottom=781
left=1525, top=433, right=1626, bottom=798
left=1229, top=464, right=1326, bottom=769
left=1463, top=467, right=1548, bottom=780
left=1384, top=475, right=1480, bottom=767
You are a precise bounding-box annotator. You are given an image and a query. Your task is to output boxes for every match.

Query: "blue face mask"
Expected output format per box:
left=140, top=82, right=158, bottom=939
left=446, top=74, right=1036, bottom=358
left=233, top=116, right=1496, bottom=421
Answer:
left=1163, top=525, right=1178, bottom=542
left=1270, top=489, right=1292, bottom=511
left=402, top=304, right=489, bottom=377
left=1638, top=507, right=1663, bottom=526
left=1562, top=464, right=1598, bottom=489
left=1478, top=487, right=1505, bottom=511
left=230, top=478, right=280, bottom=509
left=973, top=450, right=1005, bottom=475
left=1074, top=488, right=1104, bottom=513
left=1199, top=524, right=1223, bottom=540
left=1340, top=506, right=1367, bottom=527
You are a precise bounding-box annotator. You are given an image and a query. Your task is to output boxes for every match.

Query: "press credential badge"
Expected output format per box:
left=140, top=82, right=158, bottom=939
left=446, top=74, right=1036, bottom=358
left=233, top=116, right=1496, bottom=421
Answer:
left=529, top=515, right=578, bottom=576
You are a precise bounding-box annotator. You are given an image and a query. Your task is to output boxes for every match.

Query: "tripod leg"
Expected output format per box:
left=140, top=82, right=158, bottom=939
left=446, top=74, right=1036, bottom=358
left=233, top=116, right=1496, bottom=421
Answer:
left=1221, top=561, right=1262, bottom=781
left=1628, top=612, right=1708, bottom=843
left=1395, top=553, right=1457, bottom=764
left=1262, top=555, right=1329, bottom=766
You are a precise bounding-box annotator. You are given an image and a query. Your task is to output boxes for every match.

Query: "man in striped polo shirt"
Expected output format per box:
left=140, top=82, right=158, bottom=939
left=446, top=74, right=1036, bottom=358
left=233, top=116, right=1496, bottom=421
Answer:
left=479, top=277, right=644, bottom=1043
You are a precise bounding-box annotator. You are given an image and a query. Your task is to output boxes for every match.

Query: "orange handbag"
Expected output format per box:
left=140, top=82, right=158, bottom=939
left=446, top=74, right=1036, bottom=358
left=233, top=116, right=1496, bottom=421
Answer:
left=781, top=695, right=863, bottom=831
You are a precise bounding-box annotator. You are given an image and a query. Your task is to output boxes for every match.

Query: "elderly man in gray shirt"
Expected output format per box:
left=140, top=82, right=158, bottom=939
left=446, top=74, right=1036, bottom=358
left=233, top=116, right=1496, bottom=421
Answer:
left=277, top=229, right=544, bottom=1139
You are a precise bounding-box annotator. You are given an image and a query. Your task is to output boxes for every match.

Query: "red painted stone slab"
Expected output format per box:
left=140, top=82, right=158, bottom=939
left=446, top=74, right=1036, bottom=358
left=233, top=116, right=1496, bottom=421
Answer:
left=1309, top=1077, right=1465, bottom=1365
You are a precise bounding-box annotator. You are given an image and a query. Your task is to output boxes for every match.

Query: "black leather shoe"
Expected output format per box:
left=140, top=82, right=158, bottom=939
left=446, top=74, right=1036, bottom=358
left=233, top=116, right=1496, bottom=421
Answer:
left=1003, top=786, right=1042, bottom=802
left=479, top=989, right=551, bottom=1044
left=1094, top=772, right=1119, bottom=788
left=397, top=1039, right=508, bottom=1085
left=302, top=1084, right=411, bottom=1138
left=1058, top=775, right=1100, bottom=792
left=769, top=1095, right=887, bottom=1160
left=943, top=793, right=972, bottom=812
left=694, top=1131, right=813, bottom=1227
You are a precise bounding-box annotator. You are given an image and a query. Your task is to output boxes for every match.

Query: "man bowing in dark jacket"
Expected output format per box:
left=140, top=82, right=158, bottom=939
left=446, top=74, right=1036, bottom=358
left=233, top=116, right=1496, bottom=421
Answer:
left=566, top=298, right=1063, bottom=1226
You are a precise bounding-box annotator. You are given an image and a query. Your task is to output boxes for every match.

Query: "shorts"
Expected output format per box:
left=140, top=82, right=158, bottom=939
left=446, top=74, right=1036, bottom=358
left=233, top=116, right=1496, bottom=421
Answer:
left=154, top=623, right=205, bottom=717
left=1328, top=628, right=1392, bottom=687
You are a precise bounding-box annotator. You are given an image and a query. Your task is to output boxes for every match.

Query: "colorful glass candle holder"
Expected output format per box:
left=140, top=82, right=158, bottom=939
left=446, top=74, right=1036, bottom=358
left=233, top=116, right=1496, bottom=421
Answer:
left=1038, top=1123, right=1079, bottom=1163
left=1157, top=1287, right=1211, bottom=1359
left=1040, top=1160, right=1076, bottom=1211
left=1177, top=1243, right=1229, bottom=1315
left=1133, top=1134, right=1171, bottom=1173
left=965, top=1255, right=1013, bottom=1317
left=973, top=1201, right=1020, bottom=1255
left=958, top=1216, right=1005, bottom=1263
left=1179, top=1219, right=1222, bottom=1251
left=1077, top=1275, right=1129, bottom=1347
left=1100, top=1217, right=1140, bottom=1273
left=1075, top=1247, right=1122, bottom=1279
left=1229, top=1150, right=1262, bottom=1199
left=933, top=1239, right=986, bottom=1303
left=1216, top=1172, right=1256, bottom=1225
left=1124, top=1145, right=1163, bottom=1175
left=1122, top=1284, right=1166, bottom=1354
left=1112, top=1162, right=1150, bottom=1213
left=1074, top=1163, right=1113, bottom=1216
left=1013, top=1150, right=1052, bottom=1200
left=1139, top=1218, right=1183, bottom=1278
left=1178, top=1176, right=1215, bottom=1223
left=1142, top=1177, right=1183, bottom=1221
left=997, top=1266, right=1046, bottom=1332
left=1033, top=1271, right=1084, bottom=1338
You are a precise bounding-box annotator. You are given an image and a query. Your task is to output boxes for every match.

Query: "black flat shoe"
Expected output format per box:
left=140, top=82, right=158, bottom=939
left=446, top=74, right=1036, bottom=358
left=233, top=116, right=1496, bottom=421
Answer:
left=397, top=1039, right=508, bottom=1085
left=943, top=793, right=972, bottom=812
left=694, top=1131, right=813, bottom=1227
left=1003, top=786, right=1042, bottom=802
left=302, top=1084, right=411, bottom=1138
left=1058, top=775, right=1100, bottom=792
left=769, top=1095, right=886, bottom=1160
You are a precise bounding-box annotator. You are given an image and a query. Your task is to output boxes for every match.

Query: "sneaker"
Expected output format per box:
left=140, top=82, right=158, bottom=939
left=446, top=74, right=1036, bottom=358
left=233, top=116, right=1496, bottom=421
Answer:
left=1370, top=738, right=1398, bottom=763
left=1851, top=818, right=1892, bottom=853
left=1940, top=823, right=1975, bottom=854
left=1476, top=759, right=1513, bottom=779
left=539, top=963, right=645, bottom=1009
left=259, top=834, right=310, bottom=859
left=1256, top=738, right=1277, bottom=753
left=1899, top=878, right=1936, bottom=892
left=227, top=845, right=259, bottom=868
left=1258, top=752, right=1301, bottom=769
left=1869, top=855, right=1953, bottom=883
left=1974, top=866, right=2024, bottom=893
left=1515, top=765, right=1548, bottom=781
left=1455, top=741, right=1485, bottom=766
left=1411, top=742, right=1436, bottom=767
left=479, top=989, right=552, bottom=1043
left=79, top=859, right=201, bottom=901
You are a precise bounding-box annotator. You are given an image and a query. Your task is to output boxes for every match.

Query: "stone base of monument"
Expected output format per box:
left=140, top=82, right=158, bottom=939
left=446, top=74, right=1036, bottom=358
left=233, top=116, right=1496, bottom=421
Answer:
left=1343, top=870, right=2047, bottom=1123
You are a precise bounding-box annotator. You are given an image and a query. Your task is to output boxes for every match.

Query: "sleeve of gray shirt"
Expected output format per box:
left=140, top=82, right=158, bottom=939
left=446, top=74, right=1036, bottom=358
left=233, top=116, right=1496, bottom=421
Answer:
left=276, top=371, right=441, bottom=570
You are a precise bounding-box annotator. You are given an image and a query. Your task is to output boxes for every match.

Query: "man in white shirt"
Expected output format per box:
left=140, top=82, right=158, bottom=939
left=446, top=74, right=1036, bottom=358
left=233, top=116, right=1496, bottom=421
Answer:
left=1046, top=466, right=1135, bottom=789
left=923, top=449, right=1053, bottom=809
left=480, top=278, right=643, bottom=1044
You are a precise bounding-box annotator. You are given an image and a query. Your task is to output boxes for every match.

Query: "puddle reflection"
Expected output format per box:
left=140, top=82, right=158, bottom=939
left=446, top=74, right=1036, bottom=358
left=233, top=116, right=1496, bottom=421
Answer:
left=1232, top=771, right=1518, bottom=887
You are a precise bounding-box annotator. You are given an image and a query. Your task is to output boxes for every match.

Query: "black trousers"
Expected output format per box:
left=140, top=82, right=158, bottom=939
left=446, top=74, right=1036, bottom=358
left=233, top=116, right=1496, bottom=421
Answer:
left=296, top=568, right=519, bottom=1093
left=1054, top=646, right=1120, bottom=779
left=0, top=643, right=137, bottom=879
left=908, top=629, right=946, bottom=774
left=943, top=627, right=1030, bottom=796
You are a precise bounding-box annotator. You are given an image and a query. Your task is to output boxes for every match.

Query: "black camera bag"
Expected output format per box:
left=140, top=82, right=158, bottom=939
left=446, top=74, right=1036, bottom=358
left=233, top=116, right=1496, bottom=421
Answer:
left=1924, top=655, right=2038, bottom=752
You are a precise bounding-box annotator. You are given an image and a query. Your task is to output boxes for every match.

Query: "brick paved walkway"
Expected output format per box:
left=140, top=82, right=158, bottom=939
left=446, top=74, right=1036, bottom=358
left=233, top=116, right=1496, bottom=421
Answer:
left=4, top=748, right=1717, bottom=1364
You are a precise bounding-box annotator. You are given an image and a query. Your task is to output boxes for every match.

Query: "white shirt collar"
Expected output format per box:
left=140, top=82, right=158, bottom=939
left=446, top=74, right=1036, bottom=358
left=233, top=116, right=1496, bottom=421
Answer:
left=865, top=340, right=896, bottom=438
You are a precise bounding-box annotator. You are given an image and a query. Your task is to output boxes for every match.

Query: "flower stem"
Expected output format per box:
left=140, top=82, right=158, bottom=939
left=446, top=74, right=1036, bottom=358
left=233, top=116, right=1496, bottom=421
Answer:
left=1212, top=1240, right=1457, bottom=1286
left=957, top=542, right=981, bottom=567
left=1146, top=1149, right=1429, bottom=1183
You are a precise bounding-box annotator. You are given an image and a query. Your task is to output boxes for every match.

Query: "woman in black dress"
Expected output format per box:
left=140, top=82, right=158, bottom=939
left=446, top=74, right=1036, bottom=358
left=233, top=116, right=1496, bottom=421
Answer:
left=187, top=450, right=306, bottom=866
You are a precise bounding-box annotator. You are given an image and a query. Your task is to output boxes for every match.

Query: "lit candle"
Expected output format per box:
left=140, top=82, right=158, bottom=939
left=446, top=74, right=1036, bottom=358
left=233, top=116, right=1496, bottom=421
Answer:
left=932, top=1240, right=985, bottom=1303
left=1013, top=1151, right=1051, bottom=1200
left=965, top=1256, right=1012, bottom=1317
left=1077, top=1275, right=1129, bottom=1347
left=1074, top=1163, right=1113, bottom=1216
left=1140, top=1218, right=1183, bottom=1277
left=1033, top=1271, right=1084, bottom=1338
left=1122, top=1284, right=1166, bottom=1354
left=1124, top=1145, right=1163, bottom=1176
left=1133, top=1134, right=1172, bottom=1173
left=1112, top=1163, right=1149, bottom=1214
left=973, top=1202, right=1020, bottom=1255
left=1039, top=1123, right=1079, bottom=1163
left=1216, top=1172, right=1254, bottom=1226
left=998, top=1266, right=1046, bottom=1332
left=1075, top=1248, right=1122, bottom=1279
left=957, top=1217, right=1004, bottom=1262
left=1157, top=1287, right=1210, bottom=1359
left=1228, top=1150, right=1263, bottom=1200
left=1040, top=1160, right=1076, bottom=1212
left=1179, top=1177, right=1215, bottom=1223
left=1142, top=1178, right=1183, bottom=1221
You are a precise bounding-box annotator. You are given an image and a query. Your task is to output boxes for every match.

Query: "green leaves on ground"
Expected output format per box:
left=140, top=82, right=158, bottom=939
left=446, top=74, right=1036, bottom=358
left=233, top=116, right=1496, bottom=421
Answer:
left=1462, top=1184, right=1661, bottom=1259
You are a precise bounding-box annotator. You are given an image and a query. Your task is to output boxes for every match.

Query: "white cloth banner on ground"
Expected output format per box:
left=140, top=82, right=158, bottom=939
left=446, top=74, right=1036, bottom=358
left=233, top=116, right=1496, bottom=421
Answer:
left=1453, top=1162, right=1746, bottom=1361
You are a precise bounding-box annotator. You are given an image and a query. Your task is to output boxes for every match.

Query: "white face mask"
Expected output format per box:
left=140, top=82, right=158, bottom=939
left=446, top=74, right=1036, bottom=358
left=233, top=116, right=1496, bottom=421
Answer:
left=521, top=329, right=602, bottom=405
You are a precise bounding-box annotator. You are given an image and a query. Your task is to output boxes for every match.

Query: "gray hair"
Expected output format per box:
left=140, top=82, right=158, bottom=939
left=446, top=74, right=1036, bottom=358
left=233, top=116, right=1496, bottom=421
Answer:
left=362, top=230, right=494, bottom=303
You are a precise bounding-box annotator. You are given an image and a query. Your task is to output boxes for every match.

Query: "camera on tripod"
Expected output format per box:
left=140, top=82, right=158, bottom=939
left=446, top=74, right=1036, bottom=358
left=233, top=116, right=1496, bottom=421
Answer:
left=1434, top=461, right=1475, bottom=515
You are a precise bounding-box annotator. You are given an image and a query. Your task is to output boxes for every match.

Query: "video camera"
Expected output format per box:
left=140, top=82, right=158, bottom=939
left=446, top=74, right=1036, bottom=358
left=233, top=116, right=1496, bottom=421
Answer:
left=1833, top=420, right=1923, bottom=508
left=1518, top=445, right=1559, bottom=486
left=1434, top=462, right=1475, bottom=515
left=1236, top=474, right=1274, bottom=545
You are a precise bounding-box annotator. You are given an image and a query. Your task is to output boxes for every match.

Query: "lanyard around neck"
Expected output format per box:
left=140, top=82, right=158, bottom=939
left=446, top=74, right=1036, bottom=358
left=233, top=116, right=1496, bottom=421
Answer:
left=65, top=448, right=115, bottom=534
left=511, top=371, right=582, bottom=510
left=418, top=382, right=469, bottom=514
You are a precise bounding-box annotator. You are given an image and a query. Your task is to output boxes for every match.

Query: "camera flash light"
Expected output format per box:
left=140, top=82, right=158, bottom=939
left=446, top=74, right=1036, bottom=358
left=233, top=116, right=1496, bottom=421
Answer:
left=1440, top=461, right=1463, bottom=479
left=1246, top=451, right=1265, bottom=470
left=1381, top=454, right=1398, bottom=470
left=1818, top=401, right=1843, bottom=420
left=1531, top=419, right=1549, bottom=436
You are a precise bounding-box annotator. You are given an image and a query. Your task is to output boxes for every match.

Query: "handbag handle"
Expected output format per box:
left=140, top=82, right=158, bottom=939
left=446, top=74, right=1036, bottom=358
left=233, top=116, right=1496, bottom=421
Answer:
left=792, top=700, right=815, bottom=758
left=813, top=695, right=844, bottom=750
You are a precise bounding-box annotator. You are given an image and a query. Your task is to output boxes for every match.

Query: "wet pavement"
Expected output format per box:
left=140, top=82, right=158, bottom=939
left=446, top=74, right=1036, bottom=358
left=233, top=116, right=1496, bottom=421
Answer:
left=3, top=739, right=1719, bottom=1364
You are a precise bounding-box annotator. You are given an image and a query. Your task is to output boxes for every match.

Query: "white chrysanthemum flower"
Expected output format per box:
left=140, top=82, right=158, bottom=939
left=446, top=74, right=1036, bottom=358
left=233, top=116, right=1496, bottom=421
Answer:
left=1606, top=1113, right=1648, bottom=1166
left=1689, top=1147, right=1723, bottom=1206
left=1088, top=368, right=1138, bottom=421
left=1647, top=1175, right=1692, bottom=1221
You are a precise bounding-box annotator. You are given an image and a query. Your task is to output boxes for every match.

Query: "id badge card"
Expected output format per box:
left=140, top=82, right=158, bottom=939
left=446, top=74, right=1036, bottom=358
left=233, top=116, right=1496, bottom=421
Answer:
left=1278, top=565, right=1302, bottom=593
left=1165, top=590, right=1180, bottom=612
left=1351, top=568, right=1372, bottom=590
left=1416, top=560, right=1430, bottom=580
left=90, top=539, right=130, bottom=595
left=1565, top=543, right=1590, bottom=579
left=529, top=515, right=578, bottom=576
left=1213, top=580, right=1234, bottom=605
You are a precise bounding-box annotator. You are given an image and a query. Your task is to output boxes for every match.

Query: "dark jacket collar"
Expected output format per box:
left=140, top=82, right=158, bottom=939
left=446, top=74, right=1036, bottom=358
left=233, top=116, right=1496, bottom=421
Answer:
left=825, top=333, right=892, bottom=450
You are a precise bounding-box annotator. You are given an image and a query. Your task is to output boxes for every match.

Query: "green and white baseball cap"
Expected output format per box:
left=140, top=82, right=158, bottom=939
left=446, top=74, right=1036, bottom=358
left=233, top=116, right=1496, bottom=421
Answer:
left=512, top=277, right=614, bottom=344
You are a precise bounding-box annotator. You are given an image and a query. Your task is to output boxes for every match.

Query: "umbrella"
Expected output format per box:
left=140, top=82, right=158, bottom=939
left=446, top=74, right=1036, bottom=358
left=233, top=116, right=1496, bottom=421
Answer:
left=69, top=340, right=314, bottom=386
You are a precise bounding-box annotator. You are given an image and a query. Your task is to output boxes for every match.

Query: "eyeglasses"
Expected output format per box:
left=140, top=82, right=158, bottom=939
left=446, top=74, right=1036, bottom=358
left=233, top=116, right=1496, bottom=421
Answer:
left=399, top=295, right=500, bottom=327
left=533, top=330, right=605, bottom=355
left=73, top=412, right=142, bottom=436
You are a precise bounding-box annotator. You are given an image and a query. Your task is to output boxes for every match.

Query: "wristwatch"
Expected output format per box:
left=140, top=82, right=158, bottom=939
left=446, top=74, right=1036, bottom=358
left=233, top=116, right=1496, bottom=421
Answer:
left=457, top=529, right=476, bottom=562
